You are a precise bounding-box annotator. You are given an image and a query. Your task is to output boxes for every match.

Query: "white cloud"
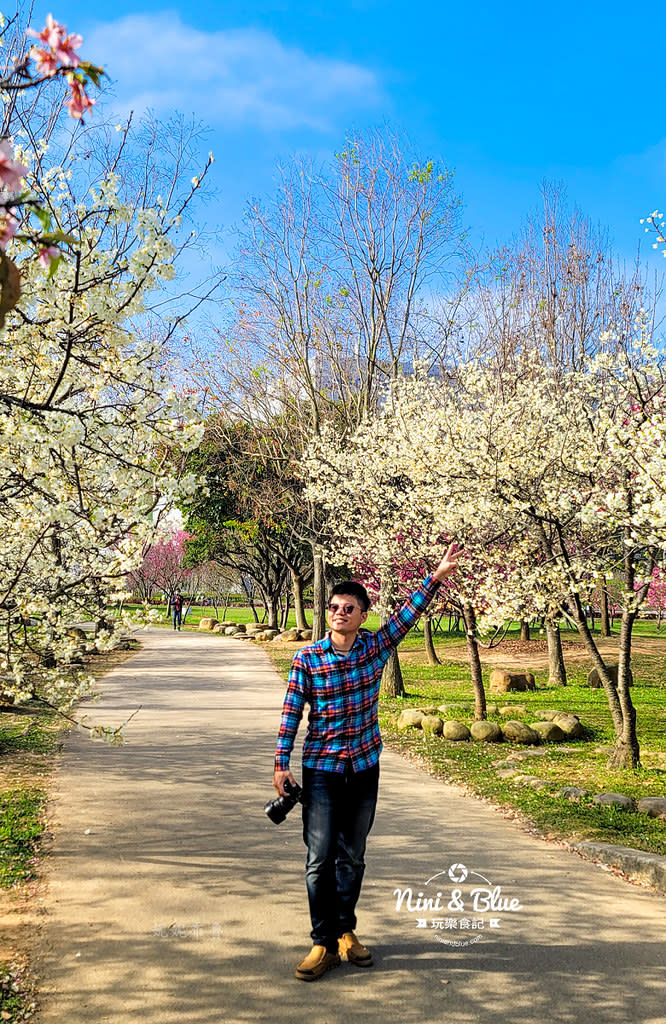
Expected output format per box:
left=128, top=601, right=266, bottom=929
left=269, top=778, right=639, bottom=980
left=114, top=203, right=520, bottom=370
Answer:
left=84, top=11, right=382, bottom=131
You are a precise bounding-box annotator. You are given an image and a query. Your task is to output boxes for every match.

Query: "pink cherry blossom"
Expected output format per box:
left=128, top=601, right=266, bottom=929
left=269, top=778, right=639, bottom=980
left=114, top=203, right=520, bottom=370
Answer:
left=0, top=210, right=19, bottom=249
left=29, top=46, right=59, bottom=76
left=65, top=78, right=95, bottom=120
left=28, top=15, right=82, bottom=75
left=38, top=245, right=60, bottom=270
left=29, top=14, right=81, bottom=63
left=28, top=13, right=62, bottom=48
left=54, top=30, right=83, bottom=67
left=0, top=141, right=29, bottom=192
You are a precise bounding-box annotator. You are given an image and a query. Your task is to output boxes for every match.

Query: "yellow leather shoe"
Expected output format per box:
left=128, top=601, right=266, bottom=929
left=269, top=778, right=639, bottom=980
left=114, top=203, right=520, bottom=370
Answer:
left=294, top=944, right=341, bottom=981
left=338, top=931, right=373, bottom=966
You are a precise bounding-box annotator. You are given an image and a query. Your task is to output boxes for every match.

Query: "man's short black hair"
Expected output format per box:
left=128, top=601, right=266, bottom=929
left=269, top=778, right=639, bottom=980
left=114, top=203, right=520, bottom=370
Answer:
left=329, top=581, right=371, bottom=613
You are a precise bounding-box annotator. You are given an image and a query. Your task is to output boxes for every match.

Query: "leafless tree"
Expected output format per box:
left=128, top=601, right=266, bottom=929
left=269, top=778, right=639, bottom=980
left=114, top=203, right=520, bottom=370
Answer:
left=198, top=126, right=466, bottom=693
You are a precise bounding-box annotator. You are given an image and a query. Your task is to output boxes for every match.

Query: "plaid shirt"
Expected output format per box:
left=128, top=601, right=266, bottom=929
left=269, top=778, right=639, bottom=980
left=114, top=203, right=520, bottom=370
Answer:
left=274, top=575, right=441, bottom=774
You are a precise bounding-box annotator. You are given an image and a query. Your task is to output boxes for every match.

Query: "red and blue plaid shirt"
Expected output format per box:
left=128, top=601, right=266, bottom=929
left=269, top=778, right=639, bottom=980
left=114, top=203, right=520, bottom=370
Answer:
left=274, top=575, right=440, bottom=774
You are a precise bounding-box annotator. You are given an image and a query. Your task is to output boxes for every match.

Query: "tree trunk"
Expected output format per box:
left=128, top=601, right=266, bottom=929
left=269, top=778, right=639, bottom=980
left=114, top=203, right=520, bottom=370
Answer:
left=423, top=613, right=441, bottom=665
left=607, top=608, right=641, bottom=768
left=600, top=588, right=611, bottom=637
left=263, top=588, right=279, bottom=630
left=463, top=601, right=486, bottom=720
left=311, top=545, right=327, bottom=641
left=379, top=571, right=405, bottom=698
left=566, top=592, right=624, bottom=736
left=291, top=570, right=308, bottom=630
left=545, top=617, right=567, bottom=686
left=241, top=577, right=260, bottom=622
left=280, top=591, right=291, bottom=630
left=381, top=650, right=405, bottom=698
left=520, top=619, right=530, bottom=642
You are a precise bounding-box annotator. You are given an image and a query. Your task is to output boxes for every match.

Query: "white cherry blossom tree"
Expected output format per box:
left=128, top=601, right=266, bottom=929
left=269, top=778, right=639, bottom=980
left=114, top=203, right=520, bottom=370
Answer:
left=0, top=14, right=207, bottom=733
left=305, top=340, right=666, bottom=767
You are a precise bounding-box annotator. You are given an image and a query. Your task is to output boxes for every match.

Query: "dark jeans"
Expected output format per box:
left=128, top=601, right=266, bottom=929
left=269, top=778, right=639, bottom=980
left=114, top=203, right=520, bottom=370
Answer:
left=173, top=609, right=182, bottom=630
left=302, top=762, right=379, bottom=953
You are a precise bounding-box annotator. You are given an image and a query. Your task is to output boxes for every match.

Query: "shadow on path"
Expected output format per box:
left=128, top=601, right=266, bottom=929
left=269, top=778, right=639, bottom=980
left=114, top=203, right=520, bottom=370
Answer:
left=36, top=629, right=665, bottom=1024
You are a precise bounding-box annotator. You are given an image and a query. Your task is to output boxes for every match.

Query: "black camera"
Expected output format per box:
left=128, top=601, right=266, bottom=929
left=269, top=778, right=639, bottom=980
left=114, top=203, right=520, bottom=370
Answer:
left=264, top=778, right=303, bottom=824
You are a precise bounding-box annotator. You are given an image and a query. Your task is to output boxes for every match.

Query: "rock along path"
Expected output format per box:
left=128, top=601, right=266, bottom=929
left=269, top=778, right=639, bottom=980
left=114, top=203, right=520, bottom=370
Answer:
left=36, top=629, right=665, bottom=1024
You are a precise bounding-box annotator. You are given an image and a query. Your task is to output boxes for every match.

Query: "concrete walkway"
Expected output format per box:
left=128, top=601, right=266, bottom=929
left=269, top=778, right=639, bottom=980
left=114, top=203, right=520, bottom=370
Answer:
left=36, top=629, right=665, bottom=1024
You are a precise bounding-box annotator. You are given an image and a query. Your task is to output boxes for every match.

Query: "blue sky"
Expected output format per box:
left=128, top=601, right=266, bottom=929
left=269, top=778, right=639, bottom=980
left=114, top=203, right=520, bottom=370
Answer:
left=28, top=0, right=666, bottom=271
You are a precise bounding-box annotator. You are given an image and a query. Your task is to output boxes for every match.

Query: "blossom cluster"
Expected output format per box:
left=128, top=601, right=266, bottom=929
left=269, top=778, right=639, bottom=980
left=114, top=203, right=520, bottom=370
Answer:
left=28, top=13, right=96, bottom=119
left=0, top=15, right=102, bottom=270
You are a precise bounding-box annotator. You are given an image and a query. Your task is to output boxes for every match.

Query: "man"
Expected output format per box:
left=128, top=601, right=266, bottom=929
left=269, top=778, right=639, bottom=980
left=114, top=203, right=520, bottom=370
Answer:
left=172, top=591, right=183, bottom=631
left=273, top=543, right=461, bottom=981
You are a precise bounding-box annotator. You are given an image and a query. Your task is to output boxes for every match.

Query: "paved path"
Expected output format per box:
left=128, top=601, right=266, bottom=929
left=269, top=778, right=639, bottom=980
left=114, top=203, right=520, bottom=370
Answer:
left=36, top=629, right=665, bottom=1024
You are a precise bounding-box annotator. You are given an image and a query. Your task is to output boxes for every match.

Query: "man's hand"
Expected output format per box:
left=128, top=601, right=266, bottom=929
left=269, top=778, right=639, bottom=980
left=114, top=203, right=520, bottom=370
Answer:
left=432, top=542, right=462, bottom=582
left=273, top=768, right=297, bottom=797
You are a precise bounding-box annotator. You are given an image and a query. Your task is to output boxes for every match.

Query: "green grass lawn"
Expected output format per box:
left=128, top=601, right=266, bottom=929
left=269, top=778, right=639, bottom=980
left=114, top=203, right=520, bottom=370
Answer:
left=0, top=704, right=60, bottom=888
left=122, top=602, right=307, bottom=631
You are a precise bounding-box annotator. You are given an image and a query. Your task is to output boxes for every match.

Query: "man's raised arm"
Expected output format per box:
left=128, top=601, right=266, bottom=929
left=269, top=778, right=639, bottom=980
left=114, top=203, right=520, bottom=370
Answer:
left=377, top=542, right=461, bottom=650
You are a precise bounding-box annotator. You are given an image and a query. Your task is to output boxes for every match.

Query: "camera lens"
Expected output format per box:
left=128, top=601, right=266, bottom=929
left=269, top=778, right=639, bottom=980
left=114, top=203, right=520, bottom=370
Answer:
left=264, top=781, right=303, bottom=824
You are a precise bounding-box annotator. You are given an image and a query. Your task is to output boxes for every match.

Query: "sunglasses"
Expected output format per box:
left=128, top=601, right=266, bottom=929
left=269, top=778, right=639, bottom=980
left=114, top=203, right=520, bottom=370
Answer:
left=327, top=602, right=360, bottom=615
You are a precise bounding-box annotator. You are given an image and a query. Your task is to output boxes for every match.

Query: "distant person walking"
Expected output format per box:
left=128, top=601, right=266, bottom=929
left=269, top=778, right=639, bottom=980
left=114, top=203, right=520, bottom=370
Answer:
left=172, top=592, right=183, bottom=631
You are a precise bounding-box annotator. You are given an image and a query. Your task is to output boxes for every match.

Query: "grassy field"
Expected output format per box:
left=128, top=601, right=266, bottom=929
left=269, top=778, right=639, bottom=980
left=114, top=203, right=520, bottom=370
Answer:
left=266, top=620, right=666, bottom=858
left=124, top=602, right=306, bottom=631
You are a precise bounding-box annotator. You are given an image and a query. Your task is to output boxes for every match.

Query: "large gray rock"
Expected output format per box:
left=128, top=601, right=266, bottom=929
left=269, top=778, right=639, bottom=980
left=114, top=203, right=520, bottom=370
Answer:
left=593, top=792, right=636, bottom=810
left=397, top=709, right=424, bottom=731
left=224, top=626, right=240, bottom=636
left=256, top=629, right=280, bottom=642
left=501, top=720, right=539, bottom=745
left=485, top=703, right=500, bottom=716
left=513, top=774, right=547, bottom=790
left=506, top=748, right=548, bottom=760
left=470, top=720, right=502, bottom=743
left=637, top=797, right=666, bottom=819
left=421, top=715, right=444, bottom=737
left=500, top=705, right=526, bottom=716
left=587, top=664, right=633, bottom=688
left=298, top=629, right=313, bottom=641
left=553, top=713, right=585, bottom=738
left=559, top=787, right=589, bottom=802
left=276, top=628, right=300, bottom=641
left=443, top=720, right=471, bottom=741
left=540, top=709, right=566, bottom=721
left=245, top=622, right=266, bottom=633
left=531, top=721, right=566, bottom=742
left=489, top=670, right=536, bottom=693
left=198, top=617, right=218, bottom=631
